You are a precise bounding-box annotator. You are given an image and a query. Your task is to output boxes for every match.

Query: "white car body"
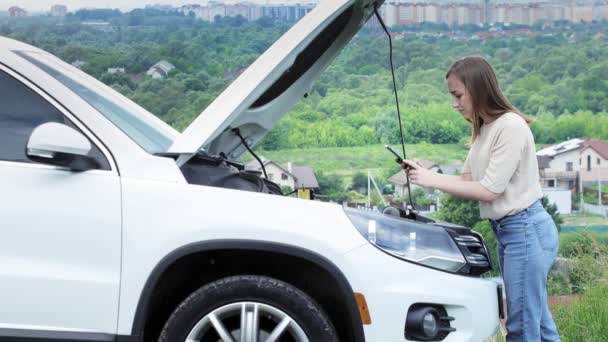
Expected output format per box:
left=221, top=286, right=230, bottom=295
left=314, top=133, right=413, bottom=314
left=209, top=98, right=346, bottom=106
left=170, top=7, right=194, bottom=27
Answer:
left=0, top=0, right=500, bottom=341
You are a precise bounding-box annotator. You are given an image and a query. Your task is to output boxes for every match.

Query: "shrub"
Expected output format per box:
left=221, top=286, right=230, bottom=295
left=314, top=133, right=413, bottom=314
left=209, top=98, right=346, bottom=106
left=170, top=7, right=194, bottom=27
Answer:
left=473, top=220, right=500, bottom=276
left=559, top=231, right=608, bottom=258
left=550, top=231, right=608, bottom=295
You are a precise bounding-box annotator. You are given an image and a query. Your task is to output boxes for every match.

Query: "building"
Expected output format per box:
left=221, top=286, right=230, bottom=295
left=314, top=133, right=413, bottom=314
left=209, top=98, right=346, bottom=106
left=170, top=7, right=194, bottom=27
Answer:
left=578, top=139, right=608, bottom=186
left=381, top=0, right=608, bottom=27
left=178, top=4, right=201, bottom=17
left=146, top=61, right=175, bottom=79
left=107, top=67, right=125, bottom=74
left=571, top=3, right=593, bottom=22
left=50, top=5, right=67, bottom=17
left=387, top=159, right=443, bottom=197
left=71, top=60, right=87, bottom=69
left=537, top=138, right=608, bottom=190
left=245, top=159, right=319, bottom=192
left=537, top=138, right=585, bottom=190
left=8, top=6, right=27, bottom=17
left=144, top=4, right=174, bottom=12
left=291, top=165, right=320, bottom=190
left=180, top=2, right=314, bottom=22
left=542, top=188, right=572, bottom=215
left=207, top=4, right=227, bottom=21
left=226, top=4, right=250, bottom=19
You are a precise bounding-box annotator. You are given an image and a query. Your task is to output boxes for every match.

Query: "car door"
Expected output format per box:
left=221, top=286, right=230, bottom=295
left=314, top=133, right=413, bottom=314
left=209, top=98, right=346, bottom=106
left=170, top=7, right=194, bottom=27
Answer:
left=0, top=66, right=121, bottom=339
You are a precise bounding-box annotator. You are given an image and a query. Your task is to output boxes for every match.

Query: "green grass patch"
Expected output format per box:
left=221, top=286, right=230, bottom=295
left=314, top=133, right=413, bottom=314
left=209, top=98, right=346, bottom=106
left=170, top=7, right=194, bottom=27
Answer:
left=554, top=285, right=608, bottom=341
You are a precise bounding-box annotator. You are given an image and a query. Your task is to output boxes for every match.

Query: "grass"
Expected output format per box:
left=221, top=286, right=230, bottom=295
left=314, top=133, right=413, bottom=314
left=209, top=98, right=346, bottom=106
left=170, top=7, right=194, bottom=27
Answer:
left=244, top=143, right=468, bottom=178
left=562, top=212, right=608, bottom=227
left=553, top=285, right=608, bottom=341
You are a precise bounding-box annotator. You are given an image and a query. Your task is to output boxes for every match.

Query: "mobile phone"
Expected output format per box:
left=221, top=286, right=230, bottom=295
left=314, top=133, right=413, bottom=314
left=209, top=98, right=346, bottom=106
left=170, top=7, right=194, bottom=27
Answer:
left=385, top=144, right=403, bottom=163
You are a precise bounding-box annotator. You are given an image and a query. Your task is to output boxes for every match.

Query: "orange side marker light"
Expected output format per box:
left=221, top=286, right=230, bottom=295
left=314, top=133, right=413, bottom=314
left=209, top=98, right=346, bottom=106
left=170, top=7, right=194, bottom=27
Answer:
left=354, top=292, right=371, bottom=325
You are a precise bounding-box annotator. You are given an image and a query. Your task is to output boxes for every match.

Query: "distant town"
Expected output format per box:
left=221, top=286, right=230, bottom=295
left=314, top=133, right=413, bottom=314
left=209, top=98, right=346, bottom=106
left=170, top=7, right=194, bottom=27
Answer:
left=4, top=1, right=608, bottom=26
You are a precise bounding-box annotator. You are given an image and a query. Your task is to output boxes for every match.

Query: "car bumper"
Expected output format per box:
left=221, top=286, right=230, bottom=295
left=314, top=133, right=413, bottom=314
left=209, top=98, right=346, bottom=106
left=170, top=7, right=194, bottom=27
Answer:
left=344, top=244, right=500, bottom=341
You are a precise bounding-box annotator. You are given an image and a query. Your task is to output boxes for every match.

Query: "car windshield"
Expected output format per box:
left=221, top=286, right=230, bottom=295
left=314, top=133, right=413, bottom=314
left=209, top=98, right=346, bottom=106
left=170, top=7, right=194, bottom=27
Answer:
left=18, top=51, right=175, bottom=154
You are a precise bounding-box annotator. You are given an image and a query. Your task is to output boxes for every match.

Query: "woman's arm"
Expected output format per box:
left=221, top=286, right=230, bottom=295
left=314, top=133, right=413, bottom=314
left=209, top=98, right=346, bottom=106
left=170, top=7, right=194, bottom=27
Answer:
left=403, top=160, right=497, bottom=202
left=441, top=173, right=472, bottom=182
left=430, top=173, right=498, bottom=201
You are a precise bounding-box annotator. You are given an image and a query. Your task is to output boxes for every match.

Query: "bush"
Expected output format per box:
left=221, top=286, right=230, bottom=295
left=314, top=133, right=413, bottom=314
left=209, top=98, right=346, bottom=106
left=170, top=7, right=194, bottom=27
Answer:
left=472, top=221, right=500, bottom=276
left=280, top=185, right=293, bottom=195
left=559, top=231, right=608, bottom=258
left=550, top=231, right=608, bottom=295
left=541, top=196, right=563, bottom=232
left=568, top=254, right=608, bottom=294
left=548, top=271, right=574, bottom=296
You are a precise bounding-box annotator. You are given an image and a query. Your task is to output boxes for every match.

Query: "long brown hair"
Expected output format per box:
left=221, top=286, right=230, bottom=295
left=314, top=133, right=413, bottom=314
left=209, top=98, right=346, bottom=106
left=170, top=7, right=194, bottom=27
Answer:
left=446, top=56, right=532, bottom=142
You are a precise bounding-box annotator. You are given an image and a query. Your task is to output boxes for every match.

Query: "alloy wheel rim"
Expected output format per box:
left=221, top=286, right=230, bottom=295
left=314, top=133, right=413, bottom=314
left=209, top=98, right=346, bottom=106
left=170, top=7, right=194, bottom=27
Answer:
left=185, top=301, right=310, bottom=342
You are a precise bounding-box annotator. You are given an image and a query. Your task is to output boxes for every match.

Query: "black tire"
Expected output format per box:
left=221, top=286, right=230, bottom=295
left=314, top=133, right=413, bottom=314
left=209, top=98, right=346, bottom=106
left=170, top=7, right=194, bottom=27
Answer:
left=159, top=275, right=338, bottom=342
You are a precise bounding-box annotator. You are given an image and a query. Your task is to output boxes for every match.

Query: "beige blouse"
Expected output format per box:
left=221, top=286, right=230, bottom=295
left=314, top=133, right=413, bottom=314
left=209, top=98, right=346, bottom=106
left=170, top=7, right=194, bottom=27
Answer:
left=463, top=112, right=542, bottom=220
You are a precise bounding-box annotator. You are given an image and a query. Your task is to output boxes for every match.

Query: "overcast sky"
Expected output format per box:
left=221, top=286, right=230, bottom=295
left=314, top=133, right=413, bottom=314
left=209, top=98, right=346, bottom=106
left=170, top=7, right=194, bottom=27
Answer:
left=1, top=0, right=319, bottom=12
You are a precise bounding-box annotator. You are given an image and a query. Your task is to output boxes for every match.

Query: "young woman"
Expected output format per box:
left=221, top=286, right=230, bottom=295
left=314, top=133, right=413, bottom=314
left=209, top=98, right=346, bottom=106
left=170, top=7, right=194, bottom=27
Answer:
left=403, top=56, right=560, bottom=342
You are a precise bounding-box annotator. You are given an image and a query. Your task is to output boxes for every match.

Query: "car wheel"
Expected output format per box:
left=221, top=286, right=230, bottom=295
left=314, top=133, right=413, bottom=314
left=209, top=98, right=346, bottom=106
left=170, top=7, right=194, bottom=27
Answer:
left=159, top=275, right=338, bottom=342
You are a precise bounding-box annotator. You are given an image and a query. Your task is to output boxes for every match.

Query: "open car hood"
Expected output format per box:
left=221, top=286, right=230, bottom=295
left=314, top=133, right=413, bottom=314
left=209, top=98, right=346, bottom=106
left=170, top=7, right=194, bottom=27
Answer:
left=169, top=0, right=383, bottom=165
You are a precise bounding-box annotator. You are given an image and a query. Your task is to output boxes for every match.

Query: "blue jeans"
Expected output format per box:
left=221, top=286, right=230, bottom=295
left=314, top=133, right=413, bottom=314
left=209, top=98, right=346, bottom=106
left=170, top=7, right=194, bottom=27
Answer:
left=490, top=200, right=560, bottom=342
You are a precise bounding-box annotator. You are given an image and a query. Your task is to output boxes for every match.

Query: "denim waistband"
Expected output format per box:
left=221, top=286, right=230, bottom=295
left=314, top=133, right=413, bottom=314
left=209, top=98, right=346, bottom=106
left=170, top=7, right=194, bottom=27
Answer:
left=489, top=199, right=543, bottom=225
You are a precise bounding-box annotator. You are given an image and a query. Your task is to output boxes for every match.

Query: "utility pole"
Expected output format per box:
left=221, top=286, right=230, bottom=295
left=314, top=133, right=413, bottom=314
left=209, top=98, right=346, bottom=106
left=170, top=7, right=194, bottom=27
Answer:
left=598, top=166, right=601, bottom=207
left=367, top=170, right=371, bottom=208
left=579, top=170, right=584, bottom=213
left=599, top=167, right=606, bottom=218
left=367, top=171, right=388, bottom=208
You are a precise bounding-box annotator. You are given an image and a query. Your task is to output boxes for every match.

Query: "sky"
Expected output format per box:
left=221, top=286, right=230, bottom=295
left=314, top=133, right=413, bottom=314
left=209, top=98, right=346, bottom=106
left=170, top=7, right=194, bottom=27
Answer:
left=0, top=0, right=319, bottom=12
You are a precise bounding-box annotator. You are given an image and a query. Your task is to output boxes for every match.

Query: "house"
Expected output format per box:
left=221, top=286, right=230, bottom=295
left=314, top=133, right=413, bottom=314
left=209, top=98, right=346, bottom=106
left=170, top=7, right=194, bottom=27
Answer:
left=107, top=67, right=125, bottom=74
left=50, top=5, right=68, bottom=17
left=71, top=60, right=87, bottom=69
left=387, top=159, right=443, bottom=197
left=291, top=165, right=320, bottom=190
left=536, top=138, right=584, bottom=190
left=536, top=138, right=608, bottom=190
left=8, top=6, right=27, bottom=17
left=578, top=139, right=608, bottom=186
left=223, top=67, right=248, bottom=79
left=542, top=188, right=572, bottom=215
left=146, top=61, right=175, bottom=79
left=245, top=158, right=319, bottom=191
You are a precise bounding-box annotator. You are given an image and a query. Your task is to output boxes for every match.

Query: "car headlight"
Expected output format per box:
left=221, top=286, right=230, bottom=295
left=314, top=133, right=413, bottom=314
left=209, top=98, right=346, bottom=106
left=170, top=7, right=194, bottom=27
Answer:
left=344, top=208, right=466, bottom=273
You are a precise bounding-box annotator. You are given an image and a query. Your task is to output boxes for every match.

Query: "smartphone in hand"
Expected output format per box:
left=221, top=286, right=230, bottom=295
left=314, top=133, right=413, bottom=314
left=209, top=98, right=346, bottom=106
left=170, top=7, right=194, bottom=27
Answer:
left=385, top=144, right=403, bottom=164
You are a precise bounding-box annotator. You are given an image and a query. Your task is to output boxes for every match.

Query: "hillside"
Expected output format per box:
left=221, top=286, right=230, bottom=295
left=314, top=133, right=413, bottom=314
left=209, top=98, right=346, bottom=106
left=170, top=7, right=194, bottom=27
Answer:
left=243, top=143, right=468, bottom=180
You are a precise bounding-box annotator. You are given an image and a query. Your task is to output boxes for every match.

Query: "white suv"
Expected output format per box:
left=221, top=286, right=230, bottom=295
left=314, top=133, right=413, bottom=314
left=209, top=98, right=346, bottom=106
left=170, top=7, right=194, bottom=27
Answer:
left=0, top=0, right=500, bottom=341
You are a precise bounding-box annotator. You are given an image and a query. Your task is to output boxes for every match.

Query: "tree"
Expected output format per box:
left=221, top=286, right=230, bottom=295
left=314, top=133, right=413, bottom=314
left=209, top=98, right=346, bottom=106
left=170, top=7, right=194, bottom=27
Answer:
left=351, top=172, right=368, bottom=192
left=316, top=171, right=347, bottom=202
left=437, top=194, right=481, bottom=228
left=541, top=196, right=563, bottom=232
left=410, top=187, right=432, bottom=206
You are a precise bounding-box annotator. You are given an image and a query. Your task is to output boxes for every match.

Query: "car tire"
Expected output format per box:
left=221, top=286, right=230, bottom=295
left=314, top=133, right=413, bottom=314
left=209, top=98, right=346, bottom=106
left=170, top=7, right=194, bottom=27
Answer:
left=159, top=275, right=338, bottom=342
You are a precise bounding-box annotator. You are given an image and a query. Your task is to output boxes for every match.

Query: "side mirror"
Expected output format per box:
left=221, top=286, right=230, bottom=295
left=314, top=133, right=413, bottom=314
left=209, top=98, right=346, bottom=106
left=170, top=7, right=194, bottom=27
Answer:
left=26, top=122, right=99, bottom=171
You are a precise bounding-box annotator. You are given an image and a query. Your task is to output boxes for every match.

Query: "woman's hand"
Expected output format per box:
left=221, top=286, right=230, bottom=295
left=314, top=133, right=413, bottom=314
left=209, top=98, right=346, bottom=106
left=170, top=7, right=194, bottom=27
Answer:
left=402, top=159, right=438, bottom=188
